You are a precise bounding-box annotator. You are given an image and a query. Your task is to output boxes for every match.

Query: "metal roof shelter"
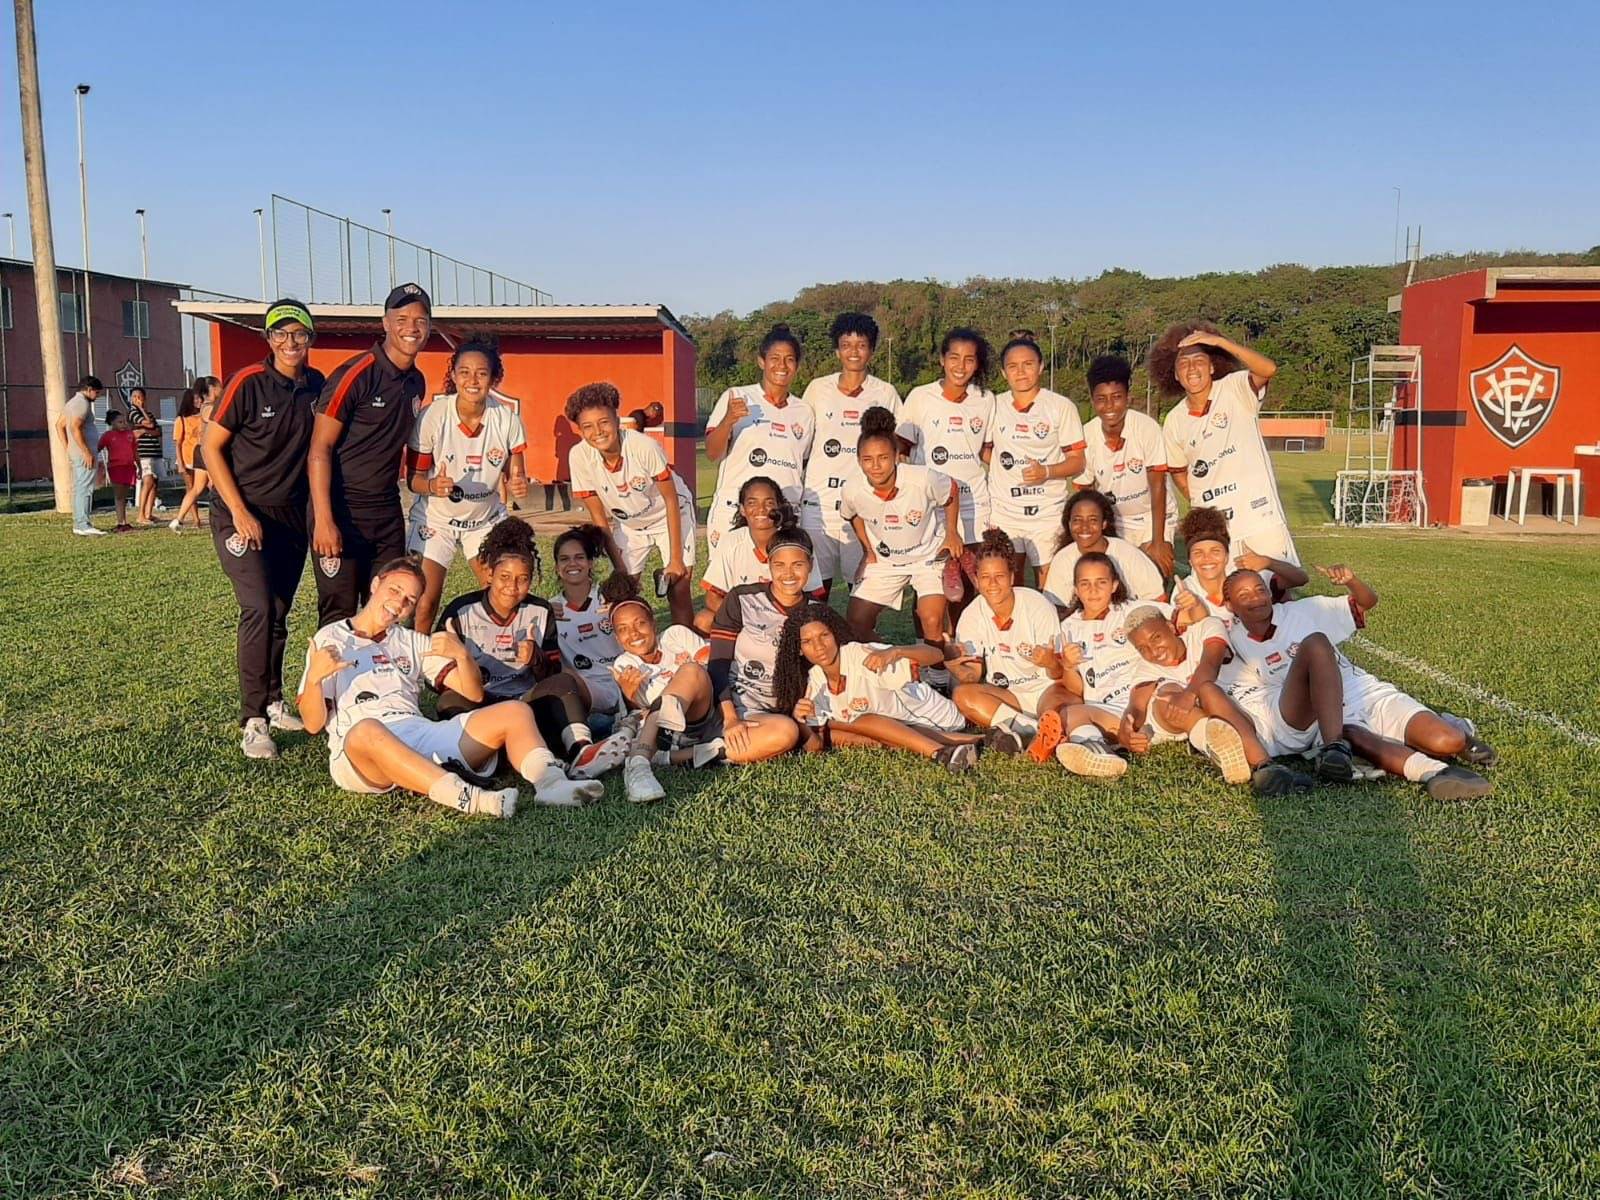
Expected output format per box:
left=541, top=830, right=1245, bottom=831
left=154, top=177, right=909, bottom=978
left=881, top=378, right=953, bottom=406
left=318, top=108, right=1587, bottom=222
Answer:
left=175, top=301, right=698, bottom=490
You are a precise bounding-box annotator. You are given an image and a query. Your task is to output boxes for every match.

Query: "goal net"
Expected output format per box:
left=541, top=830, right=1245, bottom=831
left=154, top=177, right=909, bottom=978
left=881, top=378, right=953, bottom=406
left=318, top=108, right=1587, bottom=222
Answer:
left=1333, top=470, right=1426, bottom=527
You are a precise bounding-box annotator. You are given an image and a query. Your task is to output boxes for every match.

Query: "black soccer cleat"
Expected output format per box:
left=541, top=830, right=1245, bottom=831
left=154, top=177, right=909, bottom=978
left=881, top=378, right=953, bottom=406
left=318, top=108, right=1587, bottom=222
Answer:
left=984, top=725, right=1024, bottom=756
left=1425, top=765, right=1493, bottom=802
left=1315, top=739, right=1356, bottom=784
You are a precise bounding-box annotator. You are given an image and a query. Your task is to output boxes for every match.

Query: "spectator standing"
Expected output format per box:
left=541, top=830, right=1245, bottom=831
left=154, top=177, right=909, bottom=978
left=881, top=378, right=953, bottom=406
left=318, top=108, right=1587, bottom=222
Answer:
left=55, top=374, right=105, bottom=537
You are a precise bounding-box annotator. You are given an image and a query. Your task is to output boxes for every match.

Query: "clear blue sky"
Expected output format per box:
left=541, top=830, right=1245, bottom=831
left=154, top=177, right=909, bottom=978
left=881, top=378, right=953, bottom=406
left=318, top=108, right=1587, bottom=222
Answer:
left=2, top=0, right=1595, bottom=317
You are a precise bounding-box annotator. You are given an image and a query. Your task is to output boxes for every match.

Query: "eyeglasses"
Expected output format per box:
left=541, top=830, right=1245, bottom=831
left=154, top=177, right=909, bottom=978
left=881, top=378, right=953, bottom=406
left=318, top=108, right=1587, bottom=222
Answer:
left=267, top=329, right=311, bottom=345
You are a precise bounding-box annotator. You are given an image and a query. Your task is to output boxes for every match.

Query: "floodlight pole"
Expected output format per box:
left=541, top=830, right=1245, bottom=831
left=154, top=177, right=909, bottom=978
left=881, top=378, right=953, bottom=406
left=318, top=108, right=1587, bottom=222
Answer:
left=74, top=82, right=92, bottom=372
left=382, top=208, right=395, bottom=287
left=253, top=208, right=267, bottom=300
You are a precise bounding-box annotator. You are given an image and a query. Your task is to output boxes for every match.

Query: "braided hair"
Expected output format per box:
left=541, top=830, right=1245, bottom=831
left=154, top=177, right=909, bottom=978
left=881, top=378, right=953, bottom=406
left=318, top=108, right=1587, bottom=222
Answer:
left=773, top=601, right=854, bottom=716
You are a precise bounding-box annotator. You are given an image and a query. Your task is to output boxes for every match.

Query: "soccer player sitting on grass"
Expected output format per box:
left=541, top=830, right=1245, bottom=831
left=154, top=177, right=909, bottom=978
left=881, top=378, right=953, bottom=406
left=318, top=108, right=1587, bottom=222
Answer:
left=1115, top=605, right=1310, bottom=795
left=1042, top=489, right=1166, bottom=606
left=297, top=555, right=604, bottom=813
left=1223, top=566, right=1496, bottom=800
left=773, top=602, right=984, bottom=774
left=604, top=573, right=725, bottom=804
left=1172, top=505, right=1307, bottom=636
left=949, top=530, right=1073, bottom=755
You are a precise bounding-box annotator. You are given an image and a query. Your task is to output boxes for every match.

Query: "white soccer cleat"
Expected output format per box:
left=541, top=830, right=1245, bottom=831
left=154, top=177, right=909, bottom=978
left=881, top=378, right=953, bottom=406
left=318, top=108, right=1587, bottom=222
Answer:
left=240, top=717, right=279, bottom=760
left=266, top=701, right=305, bottom=732
left=569, top=731, right=630, bottom=780
left=73, top=527, right=107, bottom=537
left=623, top=757, right=666, bottom=804
left=1196, top=718, right=1251, bottom=785
left=1056, top=739, right=1127, bottom=778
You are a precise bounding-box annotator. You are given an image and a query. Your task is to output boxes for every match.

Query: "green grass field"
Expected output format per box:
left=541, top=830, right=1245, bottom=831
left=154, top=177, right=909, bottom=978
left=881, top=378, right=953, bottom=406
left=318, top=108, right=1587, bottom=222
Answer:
left=4, top=446, right=1600, bottom=1197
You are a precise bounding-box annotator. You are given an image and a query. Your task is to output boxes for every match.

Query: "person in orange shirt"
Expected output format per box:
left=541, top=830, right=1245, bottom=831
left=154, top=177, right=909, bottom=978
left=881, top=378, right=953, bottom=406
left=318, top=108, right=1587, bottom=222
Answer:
left=169, top=377, right=220, bottom=531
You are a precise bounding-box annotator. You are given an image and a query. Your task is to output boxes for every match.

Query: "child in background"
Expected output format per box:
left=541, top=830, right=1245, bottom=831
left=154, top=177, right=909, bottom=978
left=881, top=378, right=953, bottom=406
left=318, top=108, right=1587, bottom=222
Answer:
left=97, top=411, right=138, bottom=532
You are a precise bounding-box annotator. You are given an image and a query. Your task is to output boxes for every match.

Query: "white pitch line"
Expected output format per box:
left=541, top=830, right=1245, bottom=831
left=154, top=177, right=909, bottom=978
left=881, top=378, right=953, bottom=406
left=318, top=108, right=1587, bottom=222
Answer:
left=1349, top=635, right=1600, bottom=751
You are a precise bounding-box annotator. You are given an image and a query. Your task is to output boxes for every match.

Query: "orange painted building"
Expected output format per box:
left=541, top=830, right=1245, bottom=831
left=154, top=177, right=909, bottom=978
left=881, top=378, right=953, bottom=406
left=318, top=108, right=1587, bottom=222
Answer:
left=1394, top=267, right=1600, bottom=523
left=173, top=302, right=698, bottom=494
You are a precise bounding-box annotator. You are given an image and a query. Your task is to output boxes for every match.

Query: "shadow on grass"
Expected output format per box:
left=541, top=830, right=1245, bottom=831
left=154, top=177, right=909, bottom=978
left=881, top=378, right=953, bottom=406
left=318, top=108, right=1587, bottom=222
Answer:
left=0, top=776, right=710, bottom=1194
left=1259, top=789, right=1524, bottom=1198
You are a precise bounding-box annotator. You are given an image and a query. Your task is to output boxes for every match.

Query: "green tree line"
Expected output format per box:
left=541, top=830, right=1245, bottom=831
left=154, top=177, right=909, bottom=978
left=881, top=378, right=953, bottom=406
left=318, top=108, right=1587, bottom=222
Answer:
left=686, top=249, right=1600, bottom=417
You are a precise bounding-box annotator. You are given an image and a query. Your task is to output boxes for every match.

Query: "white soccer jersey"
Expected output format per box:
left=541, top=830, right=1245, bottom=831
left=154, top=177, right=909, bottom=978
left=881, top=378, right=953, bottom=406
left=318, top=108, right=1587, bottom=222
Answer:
left=954, top=587, right=1063, bottom=694
left=299, top=622, right=452, bottom=759
left=407, top=394, right=526, bottom=529
left=799, top=373, right=901, bottom=520
left=569, top=428, right=693, bottom=528
left=701, top=527, right=825, bottom=597
left=1044, top=537, right=1167, bottom=605
left=987, top=389, right=1086, bottom=524
left=838, top=465, right=953, bottom=566
left=614, top=624, right=709, bottom=707
left=1062, top=602, right=1143, bottom=710
left=1162, top=371, right=1288, bottom=540
left=1077, top=410, right=1177, bottom=538
left=897, top=382, right=995, bottom=535
left=802, top=641, right=954, bottom=729
left=439, top=590, right=558, bottom=701
left=1225, top=594, right=1367, bottom=706
left=1171, top=575, right=1246, bottom=688
left=706, top=384, right=814, bottom=513
left=1131, top=615, right=1230, bottom=689
left=551, top=586, right=623, bottom=695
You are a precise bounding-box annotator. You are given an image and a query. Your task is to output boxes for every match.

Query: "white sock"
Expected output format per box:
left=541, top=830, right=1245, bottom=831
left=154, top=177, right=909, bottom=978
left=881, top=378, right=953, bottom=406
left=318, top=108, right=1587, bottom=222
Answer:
left=427, top=773, right=470, bottom=813
left=993, top=704, right=1023, bottom=732
left=519, top=747, right=560, bottom=783
left=1403, top=752, right=1446, bottom=782
left=1441, top=712, right=1476, bottom=738
left=658, top=695, right=687, bottom=733
left=561, top=723, right=591, bottom=752
left=466, top=785, right=517, bottom=818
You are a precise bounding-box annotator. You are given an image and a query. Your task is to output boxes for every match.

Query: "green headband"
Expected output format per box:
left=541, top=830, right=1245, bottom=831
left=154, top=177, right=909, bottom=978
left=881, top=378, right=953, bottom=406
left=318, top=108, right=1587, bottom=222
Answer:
left=265, top=303, right=314, bottom=332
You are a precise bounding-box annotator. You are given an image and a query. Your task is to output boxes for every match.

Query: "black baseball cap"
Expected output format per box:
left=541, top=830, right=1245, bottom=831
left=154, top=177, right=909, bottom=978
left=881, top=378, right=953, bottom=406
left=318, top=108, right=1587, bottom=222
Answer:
left=385, top=282, right=432, bottom=313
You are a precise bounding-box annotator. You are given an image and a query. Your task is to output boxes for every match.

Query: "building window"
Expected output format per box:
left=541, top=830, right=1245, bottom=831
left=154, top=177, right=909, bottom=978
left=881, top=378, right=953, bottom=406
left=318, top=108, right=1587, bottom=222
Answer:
left=59, top=291, right=84, bottom=333
left=0, top=286, right=11, bottom=331
left=122, top=299, right=150, bottom=339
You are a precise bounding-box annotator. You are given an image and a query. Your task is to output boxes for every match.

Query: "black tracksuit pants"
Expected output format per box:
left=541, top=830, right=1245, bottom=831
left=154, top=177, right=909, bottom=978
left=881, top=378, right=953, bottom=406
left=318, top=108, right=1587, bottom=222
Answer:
left=213, top=500, right=309, bottom=725
left=312, top=499, right=407, bottom=626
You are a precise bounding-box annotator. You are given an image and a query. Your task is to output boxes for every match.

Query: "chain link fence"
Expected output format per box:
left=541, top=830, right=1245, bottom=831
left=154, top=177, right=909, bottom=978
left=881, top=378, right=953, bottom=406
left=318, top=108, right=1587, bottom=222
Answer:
left=269, top=195, right=550, bottom=307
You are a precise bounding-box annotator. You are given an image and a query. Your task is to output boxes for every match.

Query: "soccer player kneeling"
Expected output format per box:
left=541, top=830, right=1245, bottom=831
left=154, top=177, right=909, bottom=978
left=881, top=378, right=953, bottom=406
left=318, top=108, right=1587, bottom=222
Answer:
left=297, top=556, right=603, bottom=813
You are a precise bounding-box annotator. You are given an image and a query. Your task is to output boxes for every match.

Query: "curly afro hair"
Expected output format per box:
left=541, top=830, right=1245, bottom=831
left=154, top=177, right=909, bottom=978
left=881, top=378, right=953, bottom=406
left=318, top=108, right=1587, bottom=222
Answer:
left=1177, top=505, right=1231, bottom=552
left=772, top=601, right=853, bottom=717
left=564, top=381, right=621, bottom=425
left=476, top=516, right=541, bottom=577
left=1056, top=488, right=1118, bottom=553
left=1146, top=320, right=1242, bottom=400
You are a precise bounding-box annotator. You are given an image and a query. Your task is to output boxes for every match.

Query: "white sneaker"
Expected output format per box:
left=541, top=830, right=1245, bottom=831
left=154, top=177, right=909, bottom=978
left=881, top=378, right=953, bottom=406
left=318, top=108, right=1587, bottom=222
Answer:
left=1195, top=718, right=1251, bottom=785
left=467, top=785, right=519, bottom=818
left=1056, top=739, right=1126, bottom=778
left=623, top=756, right=666, bottom=804
left=532, top=769, right=604, bottom=808
left=569, top=731, right=630, bottom=780
left=73, top=527, right=107, bottom=537
left=690, top=738, right=726, bottom=768
left=266, top=701, right=305, bottom=732
left=241, top=718, right=278, bottom=760
left=168, top=518, right=183, bottom=532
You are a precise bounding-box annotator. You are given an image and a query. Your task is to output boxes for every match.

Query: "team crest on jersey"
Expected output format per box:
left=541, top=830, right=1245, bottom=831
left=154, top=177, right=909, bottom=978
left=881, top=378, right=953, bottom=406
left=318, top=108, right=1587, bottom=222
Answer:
left=225, top=532, right=249, bottom=557
left=1127, top=458, right=1143, bottom=472
left=709, top=529, right=721, bottom=547
left=849, top=696, right=869, bottom=713
left=417, top=525, right=433, bottom=541
left=1033, top=421, right=1052, bottom=439
left=487, top=447, right=506, bottom=467
left=906, top=509, right=923, bottom=526
left=1469, top=344, right=1560, bottom=449
left=393, top=656, right=413, bottom=673
left=599, top=616, right=615, bottom=635
left=1288, top=642, right=1301, bottom=659
left=627, top=476, right=648, bottom=493
left=319, top=555, right=342, bottom=577
left=969, top=416, right=985, bottom=434
left=792, top=424, right=805, bottom=440
left=1210, top=411, right=1229, bottom=430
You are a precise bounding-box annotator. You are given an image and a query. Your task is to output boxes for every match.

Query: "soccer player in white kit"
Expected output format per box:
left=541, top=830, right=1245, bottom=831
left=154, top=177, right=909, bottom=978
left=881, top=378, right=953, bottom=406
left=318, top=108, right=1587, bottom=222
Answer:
left=703, top=324, right=813, bottom=547
left=773, top=602, right=983, bottom=772
left=799, top=312, right=903, bottom=596
left=296, top=556, right=603, bottom=812
left=564, top=381, right=698, bottom=628
left=839, top=408, right=963, bottom=660
left=1223, top=566, right=1495, bottom=799
left=1151, top=321, right=1298, bottom=570
left=987, top=334, right=1086, bottom=585
left=1170, top=506, right=1307, bottom=638
left=1078, top=355, right=1178, bottom=577
left=897, top=328, right=996, bottom=609
left=1042, top=490, right=1167, bottom=605
left=949, top=530, right=1073, bottom=754
left=404, top=340, right=529, bottom=632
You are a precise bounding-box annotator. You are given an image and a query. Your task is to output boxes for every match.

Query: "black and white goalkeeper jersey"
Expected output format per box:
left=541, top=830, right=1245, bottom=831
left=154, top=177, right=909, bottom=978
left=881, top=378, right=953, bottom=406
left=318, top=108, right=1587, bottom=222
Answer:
left=439, top=589, right=559, bottom=700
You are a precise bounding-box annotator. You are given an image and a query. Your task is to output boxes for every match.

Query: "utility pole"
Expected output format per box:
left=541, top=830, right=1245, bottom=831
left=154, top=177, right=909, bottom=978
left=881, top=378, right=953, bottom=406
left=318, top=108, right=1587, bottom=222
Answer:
left=15, top=0, right=75, bottom=511
left=1042, top=300, right=1062, bottom=392
left=74, top=82, right=92, bottom=372
left=253, top=207, right=267, bottom=300
left=382, top=208, right=395, bottom=287
left=134, top=208, right=146, bottom=382
left=136, top=207, right=148, bottom=276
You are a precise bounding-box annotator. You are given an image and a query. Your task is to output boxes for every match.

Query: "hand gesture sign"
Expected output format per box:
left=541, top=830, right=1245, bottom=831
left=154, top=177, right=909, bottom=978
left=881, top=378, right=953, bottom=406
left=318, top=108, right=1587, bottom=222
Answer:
left=307, top=644, right=352, bottom=685
left=1317, top=563, right=1356, bottom=587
